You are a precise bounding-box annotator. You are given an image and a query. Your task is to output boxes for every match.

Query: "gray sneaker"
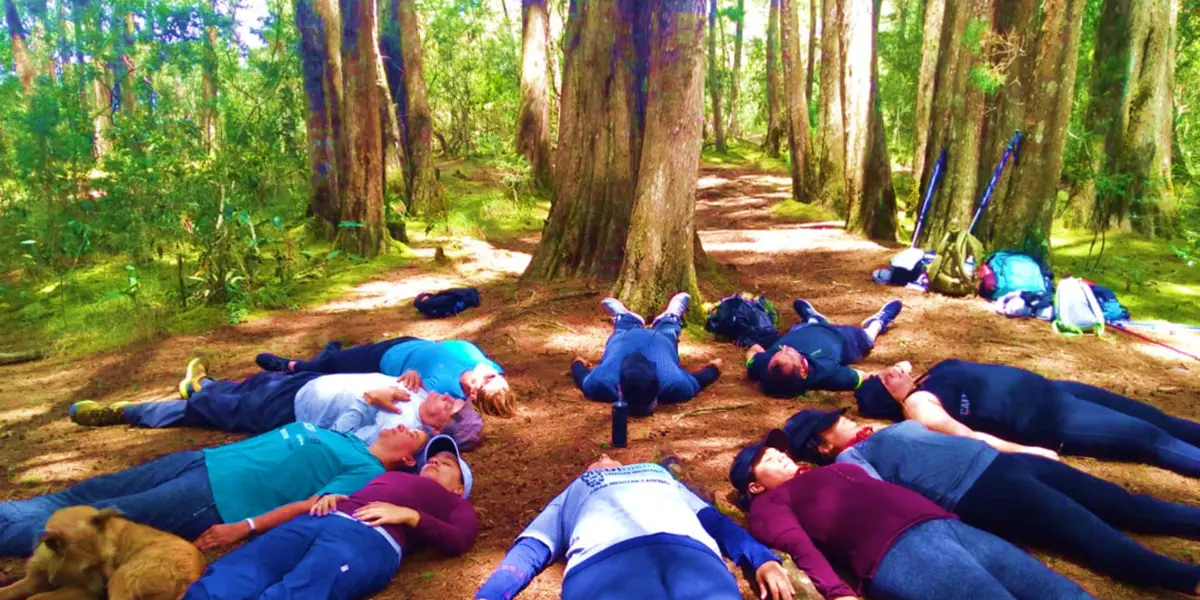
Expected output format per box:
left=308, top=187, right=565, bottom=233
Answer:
left=602, top=298, right=645, bottom=326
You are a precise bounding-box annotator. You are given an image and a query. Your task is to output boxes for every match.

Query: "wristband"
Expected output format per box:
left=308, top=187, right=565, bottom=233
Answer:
left=245, top=517, right=256, bottom=532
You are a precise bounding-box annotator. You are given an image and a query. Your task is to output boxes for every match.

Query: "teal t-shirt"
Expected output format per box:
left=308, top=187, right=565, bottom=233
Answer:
left=203, top=422, right=385, bottom=522
left=379, top=340, right=503, bottom=399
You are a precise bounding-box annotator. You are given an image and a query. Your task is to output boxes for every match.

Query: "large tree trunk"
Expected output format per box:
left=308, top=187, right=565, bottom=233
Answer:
left=805, top=0, right=816, bottom=102
left=521, top=0, right=647, bottom=281
left=337, top=0, right=388, bottom=257
left=395, top=0, right=445, bottom=216
left=296, top=0, right=341, bottom=233
left=707, top=0, right=726, bottom=152
left=726, top=0, right=743, bottom=138
left=845, top=0, right=896, bottom=240
left=909, top=0, right=945, bottom=206
left=780, top=0, right=814, bottom=202
left=517, top=0, right=552, bottom=190
left=815, top=0, right=845, bottom=211
left=762, top=0, right=783, bottom=157
left=615, top=0, right=706, bottom=313
left=1085, top=0, right=1177, bottom=236
left=5, top=0, right=35, bottom=96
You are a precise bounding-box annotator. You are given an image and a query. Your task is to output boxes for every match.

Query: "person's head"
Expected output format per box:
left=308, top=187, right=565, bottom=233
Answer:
left=763, top=346, right=809, bottom=397
left=418, top=434, right=473, bottom=498
left=782, top=408, right=868, bottom=464
left=369, top=425, right=430, bottom=470
left=853, top=361, right=913, bottom=420
left=586, top=454, right=623, bottom=471
left=729, top=430, right=802, bottom=509
left=418, top=391, right=466, bottom=432
left=619, top=352, right=660, bottom=414
left=462, top=364, right=514, bottom=417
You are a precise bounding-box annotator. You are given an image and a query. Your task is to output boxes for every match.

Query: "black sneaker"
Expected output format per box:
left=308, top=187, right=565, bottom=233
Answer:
left=256, top=353, right=291, bottom=372
left=863, top=300, right=903, bottom=333
left=793, top=299, right=828, bottom=324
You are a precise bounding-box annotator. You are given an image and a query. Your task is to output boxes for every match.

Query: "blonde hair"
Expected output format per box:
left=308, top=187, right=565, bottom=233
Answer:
left=478, top=380, right=515, bottom=417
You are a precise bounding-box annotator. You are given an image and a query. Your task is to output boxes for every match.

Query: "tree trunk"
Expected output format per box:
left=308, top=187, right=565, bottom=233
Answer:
left=517, top=0, right=552, bottom=190
left=394, top=0, right=445, bottom=217
left=815, top=0, right=845, bottom=211
left=202, top=5, right=218, bottom=151
left=707, top=0, right=726, bottom=152
left=297, top=0, right=343, bottom=236
left=844, top=0, right=896, bottom=240
left=763, top=0, right=783, bottom=157
left=1086, top=0, right=1177, bottom=236
left=120, top=12, right=139, bottom=114
left=337, top=0, right=388, bottom=257
left=521, top=0, right=647, bottom=281
left=726, top=0, right=743, bottom=138
left=806, top=0, right=816, bottom=102
left=615, top=0, right=706, bottom=313
left=909, top=0, right=945, bottom=206
left=780, top=0, right=814, bottom=202
left=5, top=0, right=35, bottom=96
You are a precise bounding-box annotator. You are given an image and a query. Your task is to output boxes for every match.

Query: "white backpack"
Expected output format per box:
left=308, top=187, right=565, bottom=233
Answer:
left=1053, top=277, right=1105, bottom=336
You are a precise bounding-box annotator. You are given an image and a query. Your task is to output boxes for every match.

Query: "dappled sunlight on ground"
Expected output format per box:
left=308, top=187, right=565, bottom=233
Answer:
left=0, top=405, right=52, bottom=428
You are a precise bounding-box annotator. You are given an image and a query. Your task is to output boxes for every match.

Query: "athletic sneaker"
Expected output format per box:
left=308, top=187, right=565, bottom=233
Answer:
left=178, top=357, right=209, bottom=399
left=601, top=298, right=645, bottom=326
left=862, top=300, right=903, bottom=333
left=652, top=292, right=691, bottom=326
left=255, top=353, right=290, bottom=373
left=792, top=299, right=828, bottom=324
left=69, top=400, right=132, bottom=427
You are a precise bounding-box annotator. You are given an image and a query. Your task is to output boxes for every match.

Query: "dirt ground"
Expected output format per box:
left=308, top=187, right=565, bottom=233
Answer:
left=2, top=167, right=1198, bottom=599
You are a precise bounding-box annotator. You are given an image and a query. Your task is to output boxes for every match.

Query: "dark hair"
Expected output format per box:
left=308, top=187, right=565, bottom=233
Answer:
left=763, top=360, right=806, bottom=398
left=619, top=352, right=660, bottom=406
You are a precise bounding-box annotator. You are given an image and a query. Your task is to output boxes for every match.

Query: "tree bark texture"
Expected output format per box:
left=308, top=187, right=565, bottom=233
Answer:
left=1085, top=0, right=1177, bottom=236
left=806, top=0, right=816, bottom=102
left=615, top=0, right=707, bottom=314
left=727, top=0, right=743, bottom=138
left=394, top=0, right=445, bottom=216
left=521, top=0, right=647, bottom=282
left=909, top=0, right=944, bottom=206
left=815, top=0, right=845, bottom=210
left=780, top=0, right=814, bottom=202
left=120, top=12, right=139, bottom=114
left=337, top=0, right=388, bottom=257
left=517, top=0, right=552, bottom=190
left=5, top=0, right=35, bottom=96
left=707, top=0, right=726, bottom=152
left=763, top=0, right=783, bottom=157
left=296, top=0, right=342, bottom=235
left=845, top=0, right=896, bottom=240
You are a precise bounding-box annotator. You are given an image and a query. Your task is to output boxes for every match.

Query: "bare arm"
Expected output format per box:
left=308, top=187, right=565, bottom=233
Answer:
left=195, top=497, right=318, bottom=550
left=903, top=392, right=1060, bottom=460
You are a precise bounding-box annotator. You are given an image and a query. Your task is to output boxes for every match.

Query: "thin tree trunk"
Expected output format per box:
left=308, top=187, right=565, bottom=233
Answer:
left=910, top=0, right=945, bottom=207
left=707, top=0, right=726, bottom=152
left=847, top=0, right=896, bottom=240
left=517, top=0, right=552, bottom=190
left=202, top=4, right=218, bottom=151
left=726, top=0, right=743, bottom=138
left=337, top=0, right=388, bottom=256
left=395, top=0, right=445, bottom=216
left=816, top=0, right=845, bottom=211
left=616, top=0, right=706, bottom=313
left=806, top=0, right=816, bottom=102
left=121, top=12, right=138, bottom=114
left=763, top=0, right=783, bottom=157
left=5, top=0, right=34, bottom=96
left=295, top=0, right=341, bottom=235
left=780, top=0, right=813, bottom=201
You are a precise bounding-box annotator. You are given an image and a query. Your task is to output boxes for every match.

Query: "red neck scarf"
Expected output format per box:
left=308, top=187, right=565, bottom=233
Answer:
left=845, top=426, right=876, bottom=449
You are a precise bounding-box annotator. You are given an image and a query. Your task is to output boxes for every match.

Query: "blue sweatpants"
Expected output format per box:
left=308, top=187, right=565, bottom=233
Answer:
left=184, top=513, right=401, bottom=600
left=561, top=534, right=741, bottom=600
left=869, top=519, right=1094, bottom=600
left=0, top=450, right=220, bottom=557
left=123, top=371, right=321, bottom=433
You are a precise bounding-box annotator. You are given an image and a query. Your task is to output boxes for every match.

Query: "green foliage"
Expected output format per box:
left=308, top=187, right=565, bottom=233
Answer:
left=877, top=0, right=924, bottom=164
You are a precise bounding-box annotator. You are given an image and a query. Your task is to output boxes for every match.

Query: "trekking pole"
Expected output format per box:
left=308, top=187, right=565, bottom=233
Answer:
left=911, top=148, right=947, bottom=248
left=968, top=130, right=1023, bottom=234
left=1110, top=323, right=1200, bottom=362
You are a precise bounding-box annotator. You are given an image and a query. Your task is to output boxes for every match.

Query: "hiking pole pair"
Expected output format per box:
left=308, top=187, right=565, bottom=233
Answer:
left=969, top=130, right=1024, bottom=234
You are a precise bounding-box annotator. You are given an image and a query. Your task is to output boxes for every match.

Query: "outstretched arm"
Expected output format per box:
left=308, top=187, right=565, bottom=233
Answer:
left=690, top=358, right=722, bottom=390
left=194, top=496, right=317, bottom=551
left=475, top=538, right=554, bottom=600
left=570, top=358, right=591, bottom=390
left=748, top=497, right=857, bottom=599
left=904, top=393, right=1060, bottom=460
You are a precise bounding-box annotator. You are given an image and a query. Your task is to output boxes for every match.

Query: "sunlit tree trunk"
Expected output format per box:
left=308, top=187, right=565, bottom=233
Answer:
left=806, top=0, right=815, bottom=101
left=707, top=0, right=726, bottom=152
left=615, top=0, right=706, bottom=313
left=909, top=0, right=944, bottom=207
left=297, top=0, right=343, bottom=235
left=815, top=0, right=845, bottom=210
left=5, top=0, right=35, bottom=96
left=844, top=0, right=896, bottom=240
left=337, top=0, right=388, bottom=256
left=120, top=12, right=138, bottom=114
left=780, top=0, right=813, bottom=201
left=393, top=0, right=444, bottom=217
left=726, top=0, right=743, bottom=138
left=762, top=0, right=783, bottom=157
left=517, top=0, right=552, bottom=190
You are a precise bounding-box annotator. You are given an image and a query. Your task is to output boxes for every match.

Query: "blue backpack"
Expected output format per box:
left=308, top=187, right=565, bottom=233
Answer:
left=1087, top=282, right=1130, bottom=323
left=704, top=293, right=781, bottom=349
left=980, top=251, right=1052, bottom=300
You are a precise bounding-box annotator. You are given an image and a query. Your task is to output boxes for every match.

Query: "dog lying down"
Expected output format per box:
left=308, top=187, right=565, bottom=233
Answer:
left=0, top=506, right=206, bottom=600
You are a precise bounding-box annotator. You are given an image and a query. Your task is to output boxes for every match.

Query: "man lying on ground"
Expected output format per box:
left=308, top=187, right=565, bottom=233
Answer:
left=777, top=408, right=1200, bottom=595
left=570, top=293, right=722, bottom=417
left=0, top=422, right=428, bottom=557
left=745, top=299, right=901, bottom=398
left=69, top=361, right=482, bottom=449
left=184, top=434, right=477, bottom=600
left=475, top=454, right=794, bottom=600
left=730, top=431, right=1095, bottom=600
left=854, top=359, right=1200, bottom=477
left=256, top=336, right=515, bottom=416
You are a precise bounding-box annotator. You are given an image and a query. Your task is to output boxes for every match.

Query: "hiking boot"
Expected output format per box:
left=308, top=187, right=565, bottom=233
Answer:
left=792, top=299, right=828, bottom=324
left=862, top=300, right=903, bottom=333
left=178, top=357, right=209, bottom=399
left=255, top=353, right=291, bottom=373
left=70, top=401, right=131, bottom=427
left=601, top=298, right=645, bottom=326
left=653, top=293, right=691, bottom=326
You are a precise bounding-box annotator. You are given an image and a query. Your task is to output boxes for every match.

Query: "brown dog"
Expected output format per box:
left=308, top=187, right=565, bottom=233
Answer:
left=0, top=506, right=206, bottom=600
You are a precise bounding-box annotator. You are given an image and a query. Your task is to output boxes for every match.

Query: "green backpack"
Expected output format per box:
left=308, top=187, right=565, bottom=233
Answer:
left=927, top=230, right=986, bottom=296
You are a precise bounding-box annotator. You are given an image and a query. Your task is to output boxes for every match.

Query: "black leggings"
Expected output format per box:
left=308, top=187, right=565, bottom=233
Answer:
left=289, top=337, right=420, bottom=374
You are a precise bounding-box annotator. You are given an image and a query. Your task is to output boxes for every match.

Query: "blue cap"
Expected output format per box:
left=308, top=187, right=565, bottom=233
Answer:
left=782, top=408, right=847, bottom=463
left=420, top=434, right=473, bottom=499
left=728, top=429, right=791, bottom=510
left=853, top=376, right=905, bottom=421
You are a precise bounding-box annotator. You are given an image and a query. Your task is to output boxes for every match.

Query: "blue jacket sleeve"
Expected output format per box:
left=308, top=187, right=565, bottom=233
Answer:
left=696, top=507, right=780, bottom=579
left=570, top=360, right=591, bottom=390
left=690, top=364, right=720, bottom=389
left=474, top=538, right=553, bottom=600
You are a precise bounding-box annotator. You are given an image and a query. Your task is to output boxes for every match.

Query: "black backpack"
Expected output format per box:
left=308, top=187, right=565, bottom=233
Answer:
left=704, top=293, right=781, bottom=348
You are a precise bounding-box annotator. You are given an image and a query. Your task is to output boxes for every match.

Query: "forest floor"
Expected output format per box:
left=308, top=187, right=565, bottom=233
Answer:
left=2, top=163, right=1199, bottom=600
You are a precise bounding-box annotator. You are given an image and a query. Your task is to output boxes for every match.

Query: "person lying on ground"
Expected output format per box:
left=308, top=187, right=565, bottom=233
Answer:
left=730, top=432, right=1095, bottom=600
left=0, top=422, right=429, bottom=557
left=745, top=299, right=901, bottom=398
left=854, top=359, right=1200, bottom=477
left=183, top=434, right=477, bottom=600
left=570, top=293, right=722, bottom=417
left=778, top=408, right=1200, bottom=595
left=69, top=359, right=482, bottom=449
left=475, top=454, right=795, bottom=600
left=256, top=337, right=515, bottom=416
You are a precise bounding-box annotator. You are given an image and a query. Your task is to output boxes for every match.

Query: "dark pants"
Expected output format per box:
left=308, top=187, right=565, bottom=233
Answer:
left=123, top=371, right=320, bottom=433
left=289, top=337, right=420, bottom=374
left=562, top=534, right=741, bottom=600
left=1047, top=381, right=1200, bottom=477
left=184, top=513, right=400, bottom=600
left=0, top=451, right=221, bottom=557
left=869, top=519, right=1093, bottom=600
left=798, top=315, right=874, bottom=364
left=956, top=453, right=1200, bottom=593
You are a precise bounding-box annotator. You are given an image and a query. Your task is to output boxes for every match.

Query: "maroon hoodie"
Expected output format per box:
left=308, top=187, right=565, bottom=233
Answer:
left=747, top=463, right=952, bottom=598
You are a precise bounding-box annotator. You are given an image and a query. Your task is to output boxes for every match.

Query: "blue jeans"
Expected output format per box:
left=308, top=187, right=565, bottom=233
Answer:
left=614, top=313, right=682, bottom=343
left=956, top=453, right=1200, bottom=592
left=869, top=519, right=1094, bottom=600
left=123, top=371, right=319, bottom=433
left=289, top=337, right=419, bottom=374
left=562, top=534, right=741, bottom=600
left=0, top=450, right=221, bottom=557
left=184, top=513, right=400, bottom=600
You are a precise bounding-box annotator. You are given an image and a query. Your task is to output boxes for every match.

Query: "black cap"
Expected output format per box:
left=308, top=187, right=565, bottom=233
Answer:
left=853, top=376, right=905, bottom=421
left=782, top=408, right=847, bottom=463
left=619, top=352, right=660, bottom=408
left=728, top=429, right=791, bottom=509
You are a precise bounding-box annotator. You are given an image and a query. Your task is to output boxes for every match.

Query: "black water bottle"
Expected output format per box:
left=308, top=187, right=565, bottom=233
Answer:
left=611, top=398, right=629, bottom=448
